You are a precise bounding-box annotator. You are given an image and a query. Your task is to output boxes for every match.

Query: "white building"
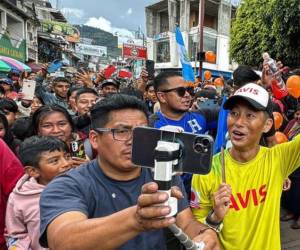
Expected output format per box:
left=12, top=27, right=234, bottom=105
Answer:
left=145, top=0, right=235, bottom=78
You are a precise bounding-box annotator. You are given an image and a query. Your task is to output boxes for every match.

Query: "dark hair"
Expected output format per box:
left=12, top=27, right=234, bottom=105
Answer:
left=120, top=87, right=144, bottom=100
left=145, top=81, right=154, bottom=92
left=34, top=94, right=45, bottom=105
left=0, top=85, right=5, bottom=95
left=32, top=105, right=74, bottom=134
left=0, top=98, right=18, bottom=113
left=153, top=71, right=181, bottom=91
left=0, top=111, right=15, bottom=151
left=12, top=117, right=33, bottom=141
left=52, top=77, right=70, bottom=86
left=90, top=94, right=148, bottom=128
left=75, top=88, right=98, bottom=102
left=19, top=136, right=68, bottom=168
left=233, top=65, right=260, bottom=87
left=67, top=86, right=80, bottom=100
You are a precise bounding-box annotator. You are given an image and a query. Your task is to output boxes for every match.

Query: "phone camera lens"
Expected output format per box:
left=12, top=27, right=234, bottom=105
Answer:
left=193, top=138, right=210, bottom=154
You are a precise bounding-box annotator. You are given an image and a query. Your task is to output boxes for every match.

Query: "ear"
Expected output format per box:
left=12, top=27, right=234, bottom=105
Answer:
left=89, top=130, right=100, bottom=151
left=156, top=92, right=167, bottom=104
left=25, top=166, right=40, bottom=178
left=74, top=102, right=79, bottom=112
left=263, top=118, right=273, bottom=133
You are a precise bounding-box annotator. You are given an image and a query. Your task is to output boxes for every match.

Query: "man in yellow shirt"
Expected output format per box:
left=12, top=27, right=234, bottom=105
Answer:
left=191, top=83, right=300, bottom=250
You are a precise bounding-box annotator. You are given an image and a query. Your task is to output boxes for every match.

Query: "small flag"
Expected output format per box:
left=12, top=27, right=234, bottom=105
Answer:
left=104, top=65, right=116, bottom=79
left=118, top=69, right=132, bottom=79
left=214, top=96, right=229, bottom=153
left=175, top=26, right=195, bottom=83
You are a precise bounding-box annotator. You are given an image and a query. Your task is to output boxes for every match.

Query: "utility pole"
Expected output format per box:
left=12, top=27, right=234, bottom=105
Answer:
left=198, top=0, right=205, bottom=80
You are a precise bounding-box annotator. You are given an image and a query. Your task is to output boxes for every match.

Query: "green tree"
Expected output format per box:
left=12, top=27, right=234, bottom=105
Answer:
left=230, top=0, right=300, bottom=68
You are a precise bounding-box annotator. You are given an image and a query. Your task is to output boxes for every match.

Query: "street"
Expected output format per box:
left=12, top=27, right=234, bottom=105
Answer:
left=281, top=221, right=300, bottom=249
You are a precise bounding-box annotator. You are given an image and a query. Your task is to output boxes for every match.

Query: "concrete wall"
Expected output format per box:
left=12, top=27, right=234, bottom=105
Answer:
left=146, top=0, right=233, bottom=73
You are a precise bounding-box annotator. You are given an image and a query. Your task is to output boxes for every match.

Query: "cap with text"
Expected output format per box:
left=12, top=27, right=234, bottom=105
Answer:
left=224, top=83, right=272, bottom=116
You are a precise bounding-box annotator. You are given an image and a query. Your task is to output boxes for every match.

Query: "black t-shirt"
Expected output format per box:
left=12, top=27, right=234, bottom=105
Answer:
left=39, top=160, right=189, bottom=250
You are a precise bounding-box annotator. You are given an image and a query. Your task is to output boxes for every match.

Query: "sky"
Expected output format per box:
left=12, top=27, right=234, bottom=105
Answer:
left=49, top=0, right=156, bottom=41
left=49, top=0, right=240, bottom=43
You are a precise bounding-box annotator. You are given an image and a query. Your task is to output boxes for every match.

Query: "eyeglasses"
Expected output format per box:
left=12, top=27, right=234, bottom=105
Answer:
left=93, top=127, right=134, bottom=141
left=160, top=86, right=194, bottom=97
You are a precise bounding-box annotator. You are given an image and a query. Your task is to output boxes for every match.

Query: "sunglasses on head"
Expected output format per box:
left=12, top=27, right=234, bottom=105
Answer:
left=160, top=86, right=194, bottom=97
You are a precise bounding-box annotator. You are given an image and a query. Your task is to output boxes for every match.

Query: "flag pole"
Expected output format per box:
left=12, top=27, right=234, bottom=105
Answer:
left=198, top=0, right=205, bottom=80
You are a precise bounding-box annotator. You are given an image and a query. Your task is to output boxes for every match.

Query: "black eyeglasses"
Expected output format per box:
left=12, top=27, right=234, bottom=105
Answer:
left=93, top=127, right=134, bottom=141
left=160, top=86, right=194, bottom=97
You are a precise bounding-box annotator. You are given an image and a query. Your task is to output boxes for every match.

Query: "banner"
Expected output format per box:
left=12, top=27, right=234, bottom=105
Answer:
left=175, top=26, right=195, bottom=83
left=75, top=43, right=107, bottom=57
left=0, top=34, right=26, bottom=62
left=122, top=44, right=147, bottom=60
left=41, top=20, right=80, bottom=43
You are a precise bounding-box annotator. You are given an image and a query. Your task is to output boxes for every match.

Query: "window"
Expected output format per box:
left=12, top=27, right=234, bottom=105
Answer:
left=188, top=33, right=217, bottom=62
left=156, top=39, right=170, bottom=63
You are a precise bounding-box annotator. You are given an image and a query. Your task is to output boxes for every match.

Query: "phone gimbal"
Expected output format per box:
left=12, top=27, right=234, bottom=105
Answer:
left=154, top=140, right=205, bottom=250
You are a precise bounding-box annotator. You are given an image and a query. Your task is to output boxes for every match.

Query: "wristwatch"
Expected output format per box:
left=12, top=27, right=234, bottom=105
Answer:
left=204, top=210, right=223, bottom=233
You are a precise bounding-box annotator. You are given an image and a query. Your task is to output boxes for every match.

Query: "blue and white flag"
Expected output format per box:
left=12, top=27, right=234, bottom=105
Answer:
left=214, top=95, right=229, bottom=154
left=175, top=26, right=195, bottom=83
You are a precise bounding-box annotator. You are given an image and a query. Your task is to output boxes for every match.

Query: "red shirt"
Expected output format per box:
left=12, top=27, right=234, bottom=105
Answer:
left=0, top=139, right=24, bottom=249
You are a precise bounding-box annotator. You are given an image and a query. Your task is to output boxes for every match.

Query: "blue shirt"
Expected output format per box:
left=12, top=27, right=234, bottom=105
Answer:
left=153, top=111, right=208, bottom=134
left=153, top=111, right=211, bottom=199
left=39, top=160, right=189, bottom=250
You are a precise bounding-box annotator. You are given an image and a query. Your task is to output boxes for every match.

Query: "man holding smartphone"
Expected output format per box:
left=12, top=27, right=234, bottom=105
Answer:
left=39, top=94, right=220, bottom=250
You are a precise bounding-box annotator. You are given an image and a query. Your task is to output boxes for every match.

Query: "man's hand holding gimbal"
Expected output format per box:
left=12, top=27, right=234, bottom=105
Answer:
left=135, top=182, right=182, bottom=231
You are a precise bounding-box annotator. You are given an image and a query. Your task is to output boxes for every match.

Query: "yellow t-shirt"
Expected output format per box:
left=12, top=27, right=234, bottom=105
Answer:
left=191, top=135, right=300, bottom=250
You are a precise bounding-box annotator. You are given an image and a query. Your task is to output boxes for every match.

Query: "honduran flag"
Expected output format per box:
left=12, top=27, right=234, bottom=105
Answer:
left=175, top=26, right=195, bottom=83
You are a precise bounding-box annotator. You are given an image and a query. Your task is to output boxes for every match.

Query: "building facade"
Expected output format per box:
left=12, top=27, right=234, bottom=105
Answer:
left=145, top=0, right=235, bottom=77
left=0, top=0, right=39, bottom=62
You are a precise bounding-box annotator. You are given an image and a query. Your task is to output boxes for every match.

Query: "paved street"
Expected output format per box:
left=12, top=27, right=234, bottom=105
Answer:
left=281, top=220, right=300, bottom=249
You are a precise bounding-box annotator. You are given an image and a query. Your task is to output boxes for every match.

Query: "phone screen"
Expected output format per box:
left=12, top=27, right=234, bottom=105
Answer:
left=21, top=79, right=36, bottom=100
left=70, top=140, right=86, bottom=159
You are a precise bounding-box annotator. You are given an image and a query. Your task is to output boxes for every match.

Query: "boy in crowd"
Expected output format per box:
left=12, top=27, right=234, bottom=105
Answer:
left=5, top=136, right=71, bottom=250
left=191, top=83, right=300, bottom=250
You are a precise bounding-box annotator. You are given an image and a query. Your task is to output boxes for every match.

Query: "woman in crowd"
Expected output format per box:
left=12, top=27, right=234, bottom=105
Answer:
left=32, top=104, right=90, bottom=167
left=0, top=111, right=19, bottom=154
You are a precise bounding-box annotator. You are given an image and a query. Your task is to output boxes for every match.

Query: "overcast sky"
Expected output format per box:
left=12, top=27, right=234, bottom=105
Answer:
left=49, top=0, right=240, bottom=42
left=50, top=0, right=156, bottom=34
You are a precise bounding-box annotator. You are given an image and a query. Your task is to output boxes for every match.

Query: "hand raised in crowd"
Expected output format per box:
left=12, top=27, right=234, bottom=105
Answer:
left=76, top=70, right=93, bottom=88
left=69, top=156, right=89, bottom=168
left=135, top=182, right=182, bottom=231
left=212, top=183, right=232, bottom=222
left=94, top=71, right=106, bottom=85
left=261, top=62, right=273, bottom=88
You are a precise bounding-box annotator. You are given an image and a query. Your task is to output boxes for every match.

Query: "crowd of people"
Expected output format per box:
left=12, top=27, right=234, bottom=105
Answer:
left=0, top=57, right=299, bottom=250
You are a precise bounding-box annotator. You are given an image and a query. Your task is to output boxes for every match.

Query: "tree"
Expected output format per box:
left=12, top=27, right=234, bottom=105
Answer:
left=229, top=0, right=300, bottom=68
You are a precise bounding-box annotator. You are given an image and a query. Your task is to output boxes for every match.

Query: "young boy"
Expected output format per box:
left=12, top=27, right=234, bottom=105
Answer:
left=191, top=83, right=300, bottom=250
left=5, top=136, right=71, bottom=250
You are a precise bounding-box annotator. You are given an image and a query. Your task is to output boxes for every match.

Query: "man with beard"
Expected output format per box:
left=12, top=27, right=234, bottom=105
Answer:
left=151, top=71, right=212, bottom=134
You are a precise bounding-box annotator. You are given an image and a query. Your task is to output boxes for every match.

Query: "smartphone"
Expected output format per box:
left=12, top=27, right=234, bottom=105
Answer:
left=146, top=60, right=155, bottom=80
left=70, top=140, right=86, bottom=159
left=21, top=79, right=36, bottom=100
left=131, top=127, right=213, bottom=175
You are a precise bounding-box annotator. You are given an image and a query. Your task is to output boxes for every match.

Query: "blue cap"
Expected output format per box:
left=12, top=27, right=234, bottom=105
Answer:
left=0, top=78, right=13, bottom=85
